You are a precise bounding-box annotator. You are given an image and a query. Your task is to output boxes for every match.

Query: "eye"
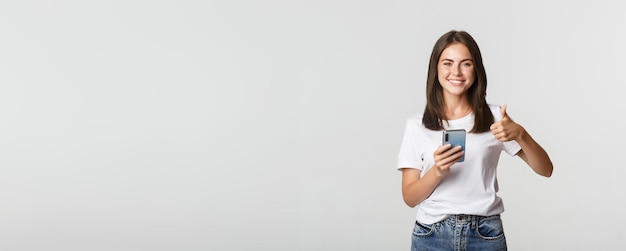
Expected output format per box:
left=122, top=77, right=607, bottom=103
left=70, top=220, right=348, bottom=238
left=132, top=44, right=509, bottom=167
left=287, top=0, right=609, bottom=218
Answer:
left=462, top=62, right=473, bottom=67
left=442, top=62, right=453, bottom=66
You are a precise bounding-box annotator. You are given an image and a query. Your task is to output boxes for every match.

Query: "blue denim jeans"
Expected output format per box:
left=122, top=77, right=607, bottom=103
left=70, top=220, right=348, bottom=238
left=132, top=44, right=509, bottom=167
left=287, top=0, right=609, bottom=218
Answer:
left=411, top=214, right=507, bottom=251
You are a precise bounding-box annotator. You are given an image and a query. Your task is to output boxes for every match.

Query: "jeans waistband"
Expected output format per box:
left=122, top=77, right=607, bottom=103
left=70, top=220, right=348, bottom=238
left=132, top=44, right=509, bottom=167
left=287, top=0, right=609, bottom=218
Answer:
left=443, top=214, right=500, bottom=229
left=415, top=214, right=501, bottom=226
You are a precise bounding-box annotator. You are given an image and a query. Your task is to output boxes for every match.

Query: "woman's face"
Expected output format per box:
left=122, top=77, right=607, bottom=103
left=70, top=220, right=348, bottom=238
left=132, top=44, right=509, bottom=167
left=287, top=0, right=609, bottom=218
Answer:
left=437, top=43, right=475, bottom=97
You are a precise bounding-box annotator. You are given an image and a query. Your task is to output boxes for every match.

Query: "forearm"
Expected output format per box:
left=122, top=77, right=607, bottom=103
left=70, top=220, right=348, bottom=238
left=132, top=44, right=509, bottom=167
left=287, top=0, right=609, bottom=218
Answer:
left=516, top=128, right=553, bottom=177
left=402, top=168, right=444, bottom=207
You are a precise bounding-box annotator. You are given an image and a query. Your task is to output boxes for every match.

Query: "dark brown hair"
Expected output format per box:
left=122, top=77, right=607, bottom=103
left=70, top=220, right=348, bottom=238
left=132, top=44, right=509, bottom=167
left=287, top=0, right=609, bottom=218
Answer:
left=422, top=30, right=493, bottom=133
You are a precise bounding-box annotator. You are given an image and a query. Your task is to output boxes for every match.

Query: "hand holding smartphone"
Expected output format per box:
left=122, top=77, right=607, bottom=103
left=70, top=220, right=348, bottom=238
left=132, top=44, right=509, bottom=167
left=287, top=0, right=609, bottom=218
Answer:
left=442, top=129, right=466, bottom=162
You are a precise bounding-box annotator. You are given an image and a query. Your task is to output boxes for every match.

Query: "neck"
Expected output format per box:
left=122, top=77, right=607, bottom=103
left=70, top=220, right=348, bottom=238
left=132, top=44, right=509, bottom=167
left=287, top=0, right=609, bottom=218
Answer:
left=444, top=103, right=472, bottom=120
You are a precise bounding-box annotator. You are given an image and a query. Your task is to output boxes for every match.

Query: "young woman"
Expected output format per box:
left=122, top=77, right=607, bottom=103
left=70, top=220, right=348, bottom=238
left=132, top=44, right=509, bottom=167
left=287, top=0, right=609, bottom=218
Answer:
left=396, top=30, right=553, bottom=250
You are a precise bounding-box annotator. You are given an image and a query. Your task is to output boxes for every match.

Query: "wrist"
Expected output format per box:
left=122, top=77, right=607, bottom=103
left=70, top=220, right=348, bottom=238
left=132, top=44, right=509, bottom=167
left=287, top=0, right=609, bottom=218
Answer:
left=431, top=165, right=447, bottom=178
left=516, top=126, right=528, bottom=142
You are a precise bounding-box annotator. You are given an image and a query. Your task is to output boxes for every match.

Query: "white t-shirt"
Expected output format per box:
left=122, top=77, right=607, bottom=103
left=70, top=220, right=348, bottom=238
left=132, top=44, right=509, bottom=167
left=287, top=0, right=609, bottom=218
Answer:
left=396, top=104, right=521, bottom=224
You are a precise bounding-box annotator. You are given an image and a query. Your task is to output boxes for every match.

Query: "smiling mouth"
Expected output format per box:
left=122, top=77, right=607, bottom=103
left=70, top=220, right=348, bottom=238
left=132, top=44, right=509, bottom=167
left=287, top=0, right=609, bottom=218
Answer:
left=448, top=79, right=463, bottom=85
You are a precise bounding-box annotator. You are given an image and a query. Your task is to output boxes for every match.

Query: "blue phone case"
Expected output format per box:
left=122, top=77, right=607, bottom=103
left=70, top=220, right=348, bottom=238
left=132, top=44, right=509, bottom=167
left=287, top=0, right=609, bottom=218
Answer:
left=442, top=129, right=466, bottom=162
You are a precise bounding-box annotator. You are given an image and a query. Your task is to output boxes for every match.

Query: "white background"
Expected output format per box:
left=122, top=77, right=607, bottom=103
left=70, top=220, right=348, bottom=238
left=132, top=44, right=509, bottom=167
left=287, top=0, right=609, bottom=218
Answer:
left=1, top=1, right=624, bottom=250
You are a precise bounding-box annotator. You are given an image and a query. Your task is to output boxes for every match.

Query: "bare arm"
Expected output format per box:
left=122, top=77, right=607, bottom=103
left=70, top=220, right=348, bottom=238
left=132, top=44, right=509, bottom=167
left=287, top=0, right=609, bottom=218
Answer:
left=491, top=105, right=553, bottom=177
left=401, top=144, right=464, bottom=207
left=514, top=130, right=553, bottom=177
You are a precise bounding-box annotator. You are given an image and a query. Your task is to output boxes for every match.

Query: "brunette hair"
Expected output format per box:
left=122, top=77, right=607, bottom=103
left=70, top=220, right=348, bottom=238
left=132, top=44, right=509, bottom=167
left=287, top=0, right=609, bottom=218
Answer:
left=422, top=30, right=493, bottom=133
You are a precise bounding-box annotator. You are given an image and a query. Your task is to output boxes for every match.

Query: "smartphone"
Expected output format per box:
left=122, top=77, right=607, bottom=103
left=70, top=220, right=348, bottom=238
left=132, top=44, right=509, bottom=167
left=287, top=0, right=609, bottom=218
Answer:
left=442, top=129, right=466, bottom=162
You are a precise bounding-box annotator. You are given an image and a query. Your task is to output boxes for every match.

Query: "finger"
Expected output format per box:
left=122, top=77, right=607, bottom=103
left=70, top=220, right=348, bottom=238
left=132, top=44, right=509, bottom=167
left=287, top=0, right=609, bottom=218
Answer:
left=501, top=104, right=508, bottom=120
left=438, top=150, right=463, bottom=167
left=496, top=132, right=510, bottom=142
left=491, top=130, right=499, bottom=138
left=491, top=122, right=503, bottom=132
left=496, top=133, right=503, bottom=140
left=435, top=144, right=453, bottom=154
left=492, top=130, right=504, bottom=140
left=446, top=150, right=464, bottom=164
left=435, top=145, right=461, bottom=163
left=494, top=134, right=502, bottom=141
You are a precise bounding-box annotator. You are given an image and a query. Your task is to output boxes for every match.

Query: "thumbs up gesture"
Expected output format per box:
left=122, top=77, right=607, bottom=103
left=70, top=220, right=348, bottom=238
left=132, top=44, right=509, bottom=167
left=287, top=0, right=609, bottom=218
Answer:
left=490, top=105, right=525, bottom=142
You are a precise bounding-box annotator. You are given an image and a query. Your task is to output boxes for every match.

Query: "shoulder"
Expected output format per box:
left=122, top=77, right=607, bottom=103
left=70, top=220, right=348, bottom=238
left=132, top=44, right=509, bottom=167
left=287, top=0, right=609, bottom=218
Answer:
left=401, top=112, right=429, bottom=138
left=487, top=103, right=503, bottom=120
left=404, top=112, right=423, bottom=127
left=399, top=112, right=425, bottom=134
left=487, top=103, right=501, bottom=113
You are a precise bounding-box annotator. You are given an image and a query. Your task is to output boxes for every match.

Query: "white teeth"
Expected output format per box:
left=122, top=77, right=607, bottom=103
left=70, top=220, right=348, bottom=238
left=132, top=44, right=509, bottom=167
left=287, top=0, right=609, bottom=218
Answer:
left=449, top=80, right=462, bottom=84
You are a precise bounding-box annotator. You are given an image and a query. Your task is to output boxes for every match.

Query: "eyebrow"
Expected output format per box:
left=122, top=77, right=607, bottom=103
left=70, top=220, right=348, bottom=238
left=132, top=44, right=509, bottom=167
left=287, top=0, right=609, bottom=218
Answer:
left=441, top=58, right=473, bottom=62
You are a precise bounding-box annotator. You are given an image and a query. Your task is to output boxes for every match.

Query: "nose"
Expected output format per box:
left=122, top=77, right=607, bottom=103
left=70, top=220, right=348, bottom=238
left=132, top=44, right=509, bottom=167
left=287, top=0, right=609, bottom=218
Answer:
left=451, top=65, right=462, bottom=76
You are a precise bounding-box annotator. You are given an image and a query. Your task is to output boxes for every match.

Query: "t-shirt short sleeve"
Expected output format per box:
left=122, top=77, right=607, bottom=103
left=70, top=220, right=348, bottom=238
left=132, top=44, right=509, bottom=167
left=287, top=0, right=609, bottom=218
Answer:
left=503, top=140, right=521, bottom=156
left=491, top=104, right=522, bottom=156
left=396, top=117, right=423, bottom=171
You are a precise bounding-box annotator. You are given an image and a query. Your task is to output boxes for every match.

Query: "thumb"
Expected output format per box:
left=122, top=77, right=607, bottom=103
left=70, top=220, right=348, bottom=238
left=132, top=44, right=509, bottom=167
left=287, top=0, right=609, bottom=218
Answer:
left=501, top=105, right=509, bottom=120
